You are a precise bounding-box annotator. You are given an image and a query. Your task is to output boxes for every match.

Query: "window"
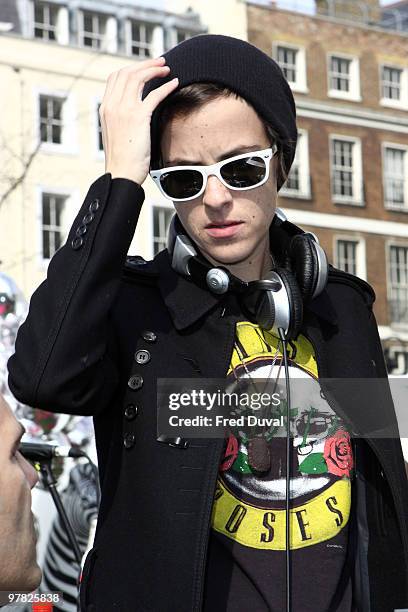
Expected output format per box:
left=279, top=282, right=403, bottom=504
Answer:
left=34, top=1, right=58, bottom=41
left=279, top=130, right=311, bottom=199
left=388, top=245, right=408, bottom=324
left=380, top=65, right=408, bottom=109
left=330, top=137, right=363, bottom=204
left=335, top=239, right=357, bottom=274
left=383, top=146, right=408, bottom=210
left=129, top=21, right=154, bottom=58
left=273, top=43, right=307, bottom=93
left=153, top=207, right=173, bottom=255
left=80, top=11, right=107, bottom=50
left=328, top=54, right=360, bottom=101
left=382, top=66, right=402, bottom=101
left=334, top=237, right=366, bottom=279
left=39, top=95, right=65, bottom=144
left=330, top=56, right=351, bottom=92
left=42, top=193, right=66, bottom=259
left=277, top=46, right=297, bottom=83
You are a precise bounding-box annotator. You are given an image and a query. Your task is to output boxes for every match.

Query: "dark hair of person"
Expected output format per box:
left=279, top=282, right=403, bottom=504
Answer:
left=156, top=82, right=289, bottom=189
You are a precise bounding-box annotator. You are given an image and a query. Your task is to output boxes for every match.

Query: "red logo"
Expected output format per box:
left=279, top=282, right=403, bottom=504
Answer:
left=32, top=604, right=53, bottom=612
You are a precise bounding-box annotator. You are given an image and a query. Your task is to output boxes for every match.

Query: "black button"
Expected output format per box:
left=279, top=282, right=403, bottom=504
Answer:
left=124, top=404, right=138, bottom=420
left=83, top=213, right=95, bottom=225
left=135, top=349, right=151, bottom=365
left=89, top=199, right=100, bottom=213
left=76, top=225, right=87, bottom=237
left=142, top=330, right=157, bottom=343
left=128, top=374, right=143, bottom=390
left=71, top=237, right=84, bottom=250
left=123, top=433, right=135, bottom=449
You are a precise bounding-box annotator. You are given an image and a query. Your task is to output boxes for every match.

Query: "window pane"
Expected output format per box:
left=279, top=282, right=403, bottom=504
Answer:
left=336, top=240, right=357, bottom=275
left=389, top=246, right=408, bottom=323
left=277, top=46, right=297, bottom=83
left=332, top=140, right=354, bottom=198
left=153, top=207, right=173, bottom=255
left=382, top=66, right=402, bottom=100
left=42, top=193, right=66, bottom=258
left=42, top=230, right=50, bottom=259
left=384, top=148, right=406, bottom=208
left=330, top=57, right=351, bottom=92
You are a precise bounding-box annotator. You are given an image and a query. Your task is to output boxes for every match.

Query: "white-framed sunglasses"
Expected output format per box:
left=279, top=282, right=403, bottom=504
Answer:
left=149, top=145, right=278, bottom=202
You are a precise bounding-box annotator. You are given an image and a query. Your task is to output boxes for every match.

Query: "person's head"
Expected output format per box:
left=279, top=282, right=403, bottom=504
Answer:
left=157, top=83, right=288, bottom=280
left=144, top=35, right=298, bottom=281
left=0, top=394, right=41, bottom=594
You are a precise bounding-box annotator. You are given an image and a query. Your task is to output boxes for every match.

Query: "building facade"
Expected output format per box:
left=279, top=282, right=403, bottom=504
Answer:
left=0, top=0, right=210, bottom=298
left=247, top=0, right=408, bottom=372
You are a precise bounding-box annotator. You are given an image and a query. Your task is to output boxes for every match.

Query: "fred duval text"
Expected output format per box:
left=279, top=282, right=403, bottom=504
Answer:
left=168, top=415, right=285, bottom=428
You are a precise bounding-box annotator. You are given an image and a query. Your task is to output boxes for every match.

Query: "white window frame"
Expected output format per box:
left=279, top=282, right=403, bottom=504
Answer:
left=29, top=1, right=69, bottom=44
left=386, top=241, right=408, bottom=328
left=382, top=142, right=408, bottom=212
left=77, top=10, right=117, bottom=53
left=333, top=235, right=366, bottom=280
left=379, top=64, right=408, bottom=111
left=151, top=203, right=174, bottom=258
left=125, top=19, right=155, bottom=58
left=327, top=53, right=361, bottom=102
left=329, top=134, right=363, bottom=206
left=279, top=129, right=311, bottom=199
left=35, top=185, right=79, bottom=265
left=272, top=41, right=308, bottom=94
left=34, top=87, right=78, bottom=156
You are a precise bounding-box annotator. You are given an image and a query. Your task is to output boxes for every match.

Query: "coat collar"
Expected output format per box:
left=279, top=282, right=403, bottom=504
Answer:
left=154, top=248, right=338, bottom=331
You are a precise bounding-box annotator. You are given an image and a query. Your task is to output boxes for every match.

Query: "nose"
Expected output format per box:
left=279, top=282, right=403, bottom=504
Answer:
left=202, top=175, right=233, bottom=210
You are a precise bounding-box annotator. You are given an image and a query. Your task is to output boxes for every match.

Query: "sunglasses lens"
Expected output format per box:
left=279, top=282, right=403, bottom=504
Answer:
left=160, top=170, right=203, bottom=200
left=220, top=155, right=267, bottom=188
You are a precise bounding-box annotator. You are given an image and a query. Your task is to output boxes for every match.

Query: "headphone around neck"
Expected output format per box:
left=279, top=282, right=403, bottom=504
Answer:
left=167, top=209, right=328, bottom=341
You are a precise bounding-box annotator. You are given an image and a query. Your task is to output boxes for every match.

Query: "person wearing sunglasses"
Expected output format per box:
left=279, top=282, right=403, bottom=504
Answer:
left=8, top=34, right=408, bottom=612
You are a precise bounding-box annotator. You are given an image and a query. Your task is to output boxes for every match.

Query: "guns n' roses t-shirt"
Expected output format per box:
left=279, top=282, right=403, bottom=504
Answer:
left=203, top=321, right=354, bottom=612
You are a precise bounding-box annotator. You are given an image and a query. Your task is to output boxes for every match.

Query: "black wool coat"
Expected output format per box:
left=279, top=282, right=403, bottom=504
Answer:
left=8, top=174, right=408, bottom=612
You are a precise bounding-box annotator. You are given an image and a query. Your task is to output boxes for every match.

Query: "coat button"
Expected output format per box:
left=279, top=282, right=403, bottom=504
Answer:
left=128, top=374, right=143, bottom=390
left=135, top=349, right=151, bottom=365
left=76, top=225, right=87, bottom=237
left=142, top=330, right=157, bottom=343
left=83, top=212, right=95, bottom=225
left=71, top=236, right=84, bottom=250
left=124, top=404, right=138, bottom=420
left=89, top=199, right=100, bottom=213
left=123, top=433, right=135, bottom=449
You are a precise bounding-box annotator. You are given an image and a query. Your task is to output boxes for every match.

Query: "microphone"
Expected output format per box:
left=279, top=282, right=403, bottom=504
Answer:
left=19, top=441, right=86, bottom=462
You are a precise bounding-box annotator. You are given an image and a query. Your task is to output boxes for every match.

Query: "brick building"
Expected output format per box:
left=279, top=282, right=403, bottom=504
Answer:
left=248, top=0, right=408, bottom=372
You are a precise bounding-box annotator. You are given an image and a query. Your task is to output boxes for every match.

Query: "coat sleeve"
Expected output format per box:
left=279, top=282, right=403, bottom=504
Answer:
left=7, top=173, right=145, bottom=416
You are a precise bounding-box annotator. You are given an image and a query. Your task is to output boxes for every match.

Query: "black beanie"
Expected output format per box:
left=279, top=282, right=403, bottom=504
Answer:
left=142, top=34, right=298, bottom=192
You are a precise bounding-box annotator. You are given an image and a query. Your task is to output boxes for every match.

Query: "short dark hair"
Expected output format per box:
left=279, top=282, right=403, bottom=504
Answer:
left=155, top=82, right=289, bottom=189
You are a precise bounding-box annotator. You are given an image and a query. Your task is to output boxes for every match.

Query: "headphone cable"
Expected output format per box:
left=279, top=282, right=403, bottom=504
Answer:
left=278, top=327, right=291, bottom=612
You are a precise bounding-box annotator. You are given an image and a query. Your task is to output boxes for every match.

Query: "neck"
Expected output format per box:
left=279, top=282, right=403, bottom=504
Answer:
left=206, top=236, right=273, bottom=282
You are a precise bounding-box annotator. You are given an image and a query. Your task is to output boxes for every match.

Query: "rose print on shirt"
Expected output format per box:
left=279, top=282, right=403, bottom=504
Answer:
left=324, top=429, right=354, bottom=477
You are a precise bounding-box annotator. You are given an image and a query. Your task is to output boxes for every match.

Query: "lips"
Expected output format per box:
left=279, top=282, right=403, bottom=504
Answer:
left=205, top=221, right=243, bottom=239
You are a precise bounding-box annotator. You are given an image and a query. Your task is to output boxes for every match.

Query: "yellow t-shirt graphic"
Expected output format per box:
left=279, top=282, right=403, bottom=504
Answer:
left=211, top=321, right=353, bottom=551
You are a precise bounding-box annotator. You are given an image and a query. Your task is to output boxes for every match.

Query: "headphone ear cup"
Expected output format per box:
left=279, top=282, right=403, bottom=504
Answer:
left=274, top=267, right=303, bottom=341
left=289, top=235, right=319, bottom=303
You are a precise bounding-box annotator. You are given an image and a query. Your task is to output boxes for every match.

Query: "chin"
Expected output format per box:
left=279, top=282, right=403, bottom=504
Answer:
left=203, top=244, right=253, bottom=267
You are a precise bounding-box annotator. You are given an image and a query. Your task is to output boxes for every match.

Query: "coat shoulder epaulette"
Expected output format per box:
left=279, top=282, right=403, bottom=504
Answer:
left=327, top=265, right=375, bottom=307
left=122, top=256, right=159, bottom=287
